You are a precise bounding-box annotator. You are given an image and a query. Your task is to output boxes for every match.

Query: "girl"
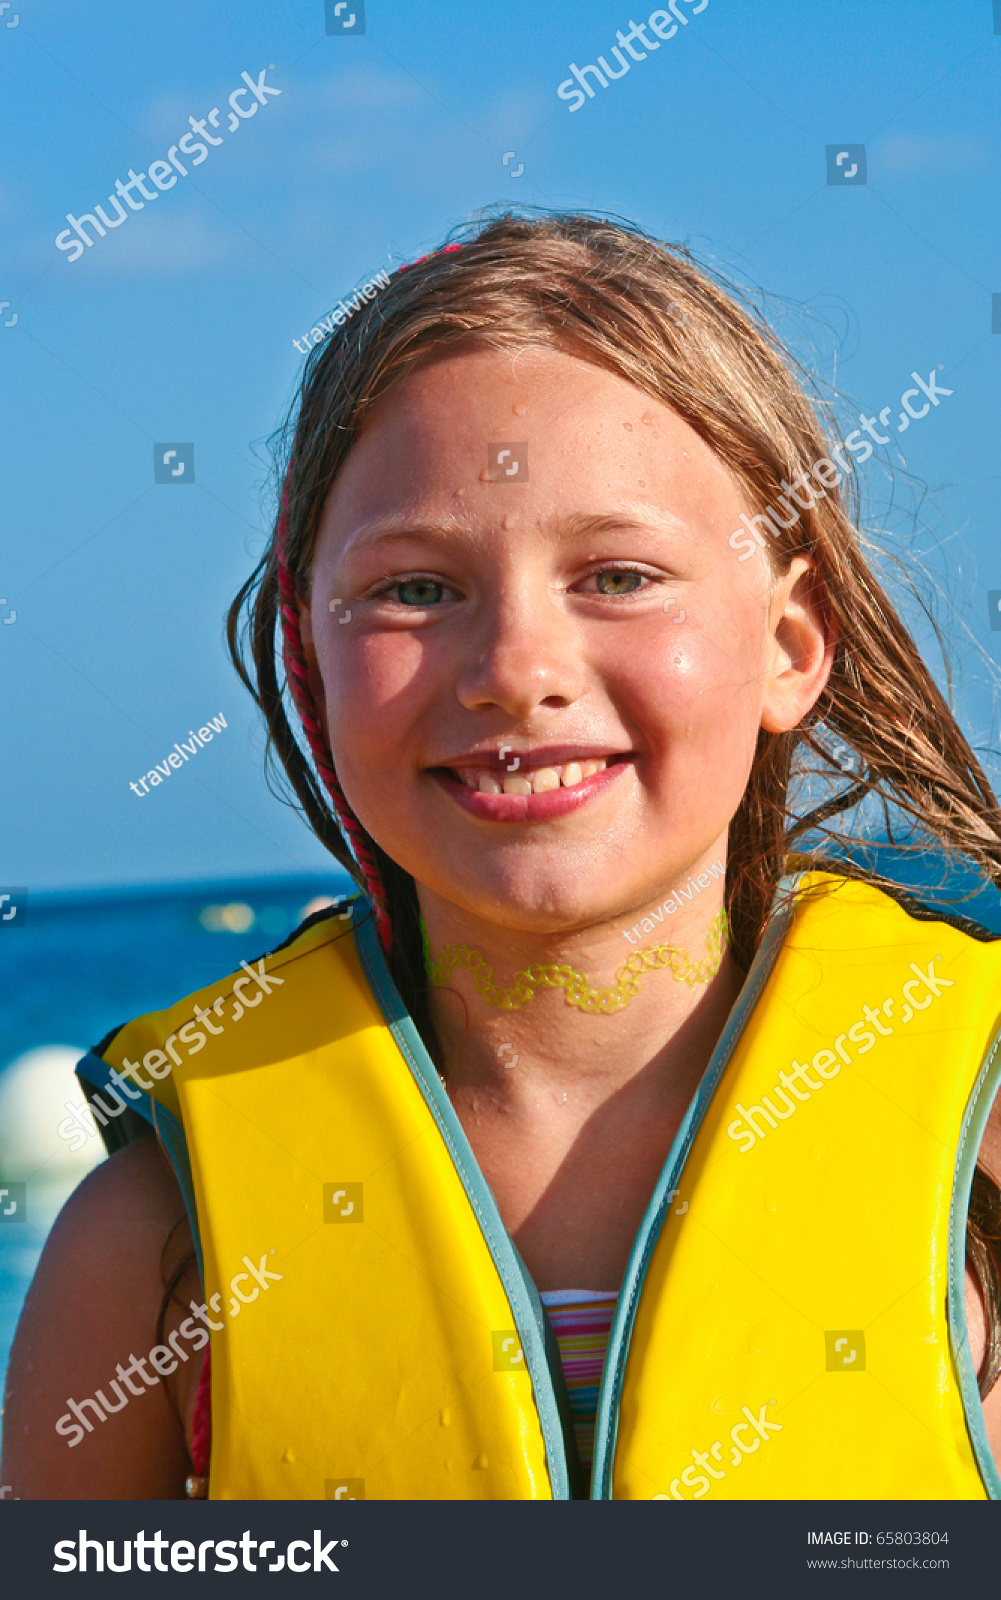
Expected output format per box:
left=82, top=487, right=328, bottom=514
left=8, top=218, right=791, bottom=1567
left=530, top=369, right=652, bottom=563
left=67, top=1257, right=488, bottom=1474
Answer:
left=4, top=212, right=1001, bottom=1501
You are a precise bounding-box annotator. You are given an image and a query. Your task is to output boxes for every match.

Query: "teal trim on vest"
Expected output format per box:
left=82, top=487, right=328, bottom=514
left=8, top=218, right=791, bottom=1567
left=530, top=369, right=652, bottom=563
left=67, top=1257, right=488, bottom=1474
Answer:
left=352, top=901, right=573, bottom=1502
left=589, top=874, right=799, bottom=1499
left=949, top=1020, right=1001, bottom=1500
left=75, top=1049, right=203, bottom=1284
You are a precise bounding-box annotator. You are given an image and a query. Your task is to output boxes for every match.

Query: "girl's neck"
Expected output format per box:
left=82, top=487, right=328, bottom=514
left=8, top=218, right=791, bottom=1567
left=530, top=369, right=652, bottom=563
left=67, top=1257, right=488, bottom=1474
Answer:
left=420, top=889, right=743, bottom=1108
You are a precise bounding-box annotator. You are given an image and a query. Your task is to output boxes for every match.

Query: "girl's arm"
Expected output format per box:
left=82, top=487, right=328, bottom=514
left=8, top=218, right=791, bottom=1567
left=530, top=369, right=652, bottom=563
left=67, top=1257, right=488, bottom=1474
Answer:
left=966, top=1099, right=1001, bottom=1473
left=0, top=1136, right=201, bottom=1499
left=965, top=1267, right=1001, bottom=1465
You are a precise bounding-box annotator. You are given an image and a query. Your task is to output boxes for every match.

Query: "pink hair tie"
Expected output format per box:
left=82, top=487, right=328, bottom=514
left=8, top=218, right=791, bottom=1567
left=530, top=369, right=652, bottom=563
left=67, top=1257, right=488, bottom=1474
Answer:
left=188, top=1343, right=211, bottom=1484
left=395, top=242, right=463, bottom=274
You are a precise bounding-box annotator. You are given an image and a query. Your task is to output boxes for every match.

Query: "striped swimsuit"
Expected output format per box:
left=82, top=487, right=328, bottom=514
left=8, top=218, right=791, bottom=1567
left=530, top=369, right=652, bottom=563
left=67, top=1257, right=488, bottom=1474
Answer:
left=540, top=1289, right=618, bottom=1485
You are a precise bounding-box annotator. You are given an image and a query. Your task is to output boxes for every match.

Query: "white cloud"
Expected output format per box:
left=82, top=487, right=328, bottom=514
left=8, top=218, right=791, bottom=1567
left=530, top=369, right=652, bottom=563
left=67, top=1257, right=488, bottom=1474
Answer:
left=874, top=134, right=991, bottom=177
left=143, top=92, right=199, bottom=145
left=137, top=64, right=422, bottom=145
left=62, top=208, right=237, bottom=276
left=484, top=87, right=552, bottom=146
left=298, top=66, right=426, bottom=115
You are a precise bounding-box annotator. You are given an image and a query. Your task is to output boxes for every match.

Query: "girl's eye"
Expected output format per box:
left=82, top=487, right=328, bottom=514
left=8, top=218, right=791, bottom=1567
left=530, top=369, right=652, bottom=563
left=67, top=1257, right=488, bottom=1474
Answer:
left=593, top=569, right=645, bottom=596
left=394, top=579, right=446, bottom=606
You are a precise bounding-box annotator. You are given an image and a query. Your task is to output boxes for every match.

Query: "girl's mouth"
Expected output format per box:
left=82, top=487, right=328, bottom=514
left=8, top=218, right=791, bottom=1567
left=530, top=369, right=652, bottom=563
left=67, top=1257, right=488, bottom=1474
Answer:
left=429, top=754, right=630, bottom=821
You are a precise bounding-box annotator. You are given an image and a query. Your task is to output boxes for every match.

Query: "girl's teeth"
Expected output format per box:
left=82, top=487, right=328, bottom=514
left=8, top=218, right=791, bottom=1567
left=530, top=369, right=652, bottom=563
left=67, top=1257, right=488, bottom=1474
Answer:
left=462, top=758, right=610, bottom=792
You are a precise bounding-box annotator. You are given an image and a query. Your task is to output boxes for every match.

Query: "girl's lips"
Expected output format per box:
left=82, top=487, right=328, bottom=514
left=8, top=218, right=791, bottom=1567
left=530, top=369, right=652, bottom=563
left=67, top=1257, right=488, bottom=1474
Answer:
left=430, top=757, right=630, bottom=821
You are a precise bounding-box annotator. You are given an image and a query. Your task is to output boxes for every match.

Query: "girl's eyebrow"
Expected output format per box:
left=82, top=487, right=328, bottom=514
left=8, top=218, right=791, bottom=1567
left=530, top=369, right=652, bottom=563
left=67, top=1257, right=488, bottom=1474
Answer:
left=343, top=514, right=474, bottom=553
left=546, top=508, right=692, bottom=541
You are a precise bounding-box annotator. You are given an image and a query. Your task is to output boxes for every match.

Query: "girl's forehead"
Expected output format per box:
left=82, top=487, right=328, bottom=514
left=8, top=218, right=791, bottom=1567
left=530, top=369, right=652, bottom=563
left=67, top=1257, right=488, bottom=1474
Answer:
left=375, top=343, right=668, bottom=425
left=317, top=345, right=741, bottom=546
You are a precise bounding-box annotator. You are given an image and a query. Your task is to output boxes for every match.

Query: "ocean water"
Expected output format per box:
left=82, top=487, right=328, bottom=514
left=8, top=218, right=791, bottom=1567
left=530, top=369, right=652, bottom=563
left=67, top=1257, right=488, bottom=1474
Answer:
left=1, top=854, right=999, bottom=1462
left=0, top=872, right=352, bottom=1446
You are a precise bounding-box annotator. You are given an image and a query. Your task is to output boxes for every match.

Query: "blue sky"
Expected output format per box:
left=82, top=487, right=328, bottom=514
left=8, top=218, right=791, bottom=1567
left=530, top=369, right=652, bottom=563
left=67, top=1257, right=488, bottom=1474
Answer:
left=1, top=0, right=999, bottom=890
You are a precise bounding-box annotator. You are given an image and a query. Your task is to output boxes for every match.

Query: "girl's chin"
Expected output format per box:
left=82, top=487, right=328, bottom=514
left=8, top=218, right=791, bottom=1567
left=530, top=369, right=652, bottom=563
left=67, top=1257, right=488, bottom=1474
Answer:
left=408, top=858, right=646, bottom=939
left=419, top=888, right=628, bottom=939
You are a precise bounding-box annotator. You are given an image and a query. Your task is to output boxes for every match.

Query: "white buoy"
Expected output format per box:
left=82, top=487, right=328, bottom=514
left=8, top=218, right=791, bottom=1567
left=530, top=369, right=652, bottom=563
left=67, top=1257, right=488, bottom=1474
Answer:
left=0, top=1046, right=105, bottom=1238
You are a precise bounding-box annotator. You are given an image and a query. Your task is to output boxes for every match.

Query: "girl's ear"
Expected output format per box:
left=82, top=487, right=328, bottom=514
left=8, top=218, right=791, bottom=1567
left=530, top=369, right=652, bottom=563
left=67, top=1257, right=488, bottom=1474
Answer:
left=759, top=556, right=837, bottom=734
left=291, top=588, right=332, bottom=748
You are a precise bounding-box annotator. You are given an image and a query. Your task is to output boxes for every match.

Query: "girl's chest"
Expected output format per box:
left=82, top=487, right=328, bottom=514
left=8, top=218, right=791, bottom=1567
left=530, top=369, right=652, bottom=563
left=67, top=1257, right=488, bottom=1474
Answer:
left=452, top=1094, right=680, bottom=1293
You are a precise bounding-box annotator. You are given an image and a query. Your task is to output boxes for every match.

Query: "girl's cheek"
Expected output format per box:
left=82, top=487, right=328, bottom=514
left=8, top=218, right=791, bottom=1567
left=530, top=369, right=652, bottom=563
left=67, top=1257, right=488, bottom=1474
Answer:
left=325, top=629, right=429, bottom=725
left=324, top=635, right=458, bottom=808
left=602, top=624, right=712, bottom=712
left=608, top=623, right=764, bottom=754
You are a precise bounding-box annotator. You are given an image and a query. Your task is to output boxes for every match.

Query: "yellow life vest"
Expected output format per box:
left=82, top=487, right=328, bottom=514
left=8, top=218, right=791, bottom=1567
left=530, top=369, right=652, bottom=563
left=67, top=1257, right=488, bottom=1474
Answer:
left=76, top=871, right=1001, bottom=1500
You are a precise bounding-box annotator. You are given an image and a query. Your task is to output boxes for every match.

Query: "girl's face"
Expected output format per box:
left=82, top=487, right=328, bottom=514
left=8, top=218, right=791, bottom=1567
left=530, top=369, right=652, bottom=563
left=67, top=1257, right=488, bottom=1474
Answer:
left=302, top=345, right=832, bottom=934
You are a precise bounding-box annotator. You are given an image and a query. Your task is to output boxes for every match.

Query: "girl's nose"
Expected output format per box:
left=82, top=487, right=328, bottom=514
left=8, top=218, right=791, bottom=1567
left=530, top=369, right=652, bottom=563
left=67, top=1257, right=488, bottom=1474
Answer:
left=454, top=594, right=584, bottom=721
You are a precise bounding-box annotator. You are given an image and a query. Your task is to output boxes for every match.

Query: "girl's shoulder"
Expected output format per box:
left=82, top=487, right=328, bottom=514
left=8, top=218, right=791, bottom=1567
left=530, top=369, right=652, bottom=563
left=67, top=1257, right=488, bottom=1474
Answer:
left=0, top=1135, right=199, bottom=1499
